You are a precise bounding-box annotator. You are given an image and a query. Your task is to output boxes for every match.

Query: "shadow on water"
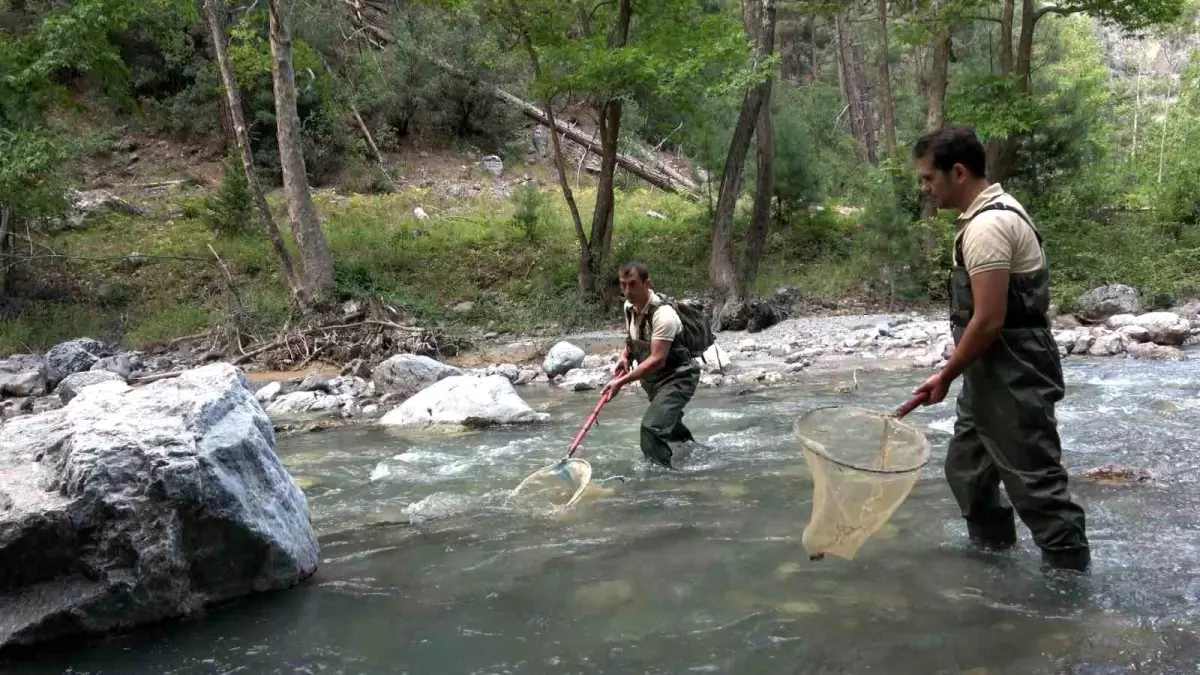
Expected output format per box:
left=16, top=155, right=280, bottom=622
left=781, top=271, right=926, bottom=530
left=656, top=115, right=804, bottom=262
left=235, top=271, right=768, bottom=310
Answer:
left=4, top=356, right=1200, bottom=673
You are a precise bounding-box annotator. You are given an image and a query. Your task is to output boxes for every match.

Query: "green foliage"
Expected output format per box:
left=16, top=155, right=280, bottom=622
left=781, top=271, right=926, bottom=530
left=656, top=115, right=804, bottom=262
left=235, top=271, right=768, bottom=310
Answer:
left=203, top=153, right=254, bottom=236
left=509, top=182, right=546, bottom=241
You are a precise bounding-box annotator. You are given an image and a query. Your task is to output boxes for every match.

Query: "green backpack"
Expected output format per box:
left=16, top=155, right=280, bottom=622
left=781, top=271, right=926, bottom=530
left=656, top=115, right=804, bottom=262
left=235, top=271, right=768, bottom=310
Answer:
left=631, top=294, right=717, bottom=362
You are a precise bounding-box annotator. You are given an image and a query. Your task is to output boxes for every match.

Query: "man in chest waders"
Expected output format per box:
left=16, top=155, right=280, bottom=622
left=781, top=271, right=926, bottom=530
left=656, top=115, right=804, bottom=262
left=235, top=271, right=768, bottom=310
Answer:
left=911, top=126, right=1091, bottom=573
left=601, top=262, right=702, bottom=469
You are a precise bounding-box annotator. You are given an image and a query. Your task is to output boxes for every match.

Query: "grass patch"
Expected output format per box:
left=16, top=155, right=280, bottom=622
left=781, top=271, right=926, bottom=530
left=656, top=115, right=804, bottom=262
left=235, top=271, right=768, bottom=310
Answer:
left=124, top=303, right=213, bottom=348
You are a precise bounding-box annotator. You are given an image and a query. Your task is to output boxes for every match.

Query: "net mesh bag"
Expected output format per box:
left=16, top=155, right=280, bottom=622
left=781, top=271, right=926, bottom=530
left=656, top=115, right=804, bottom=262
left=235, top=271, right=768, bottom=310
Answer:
left=795, top=406, right=929, bottom=560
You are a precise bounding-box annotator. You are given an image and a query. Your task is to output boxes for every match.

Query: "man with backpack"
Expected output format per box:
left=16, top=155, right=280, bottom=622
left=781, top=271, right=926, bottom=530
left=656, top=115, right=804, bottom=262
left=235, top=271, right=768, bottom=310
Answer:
left=602, top=261, right=706, bottom=469
left=911, top=125, right=1090, bottom=573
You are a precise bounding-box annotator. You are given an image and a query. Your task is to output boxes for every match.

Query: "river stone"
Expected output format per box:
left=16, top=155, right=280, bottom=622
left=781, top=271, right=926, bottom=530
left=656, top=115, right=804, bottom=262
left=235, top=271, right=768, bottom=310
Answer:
left=255, top=381, right=282, bottom=403
left=558, top=368, right=606, bottom=392
left=1054, top=330, right=1078, bottom=354
left=56, top=369, right=125, bottom=404
left=378, top=375, right=550, bottom=427
left=581, top=354, right=609, bottom=370
left=1073, top=334, right=1096, bottom=354
left=1134, top=312, right=1191, bottom=346
left=1087, top=332, right=1128, bottom=356
left=265, top=391, right=349, bottom=415
left=486, top=363, right=521, bottom=383
left=699, top=344, right=731, bottom=372
left=0, top=363, right=318, bottom=652
left=1116, top=324, right=1151, bottom=343
left=89, top=354, right=134, bottom=381
left=514, top=368, right=539, bottom=386
left=543, top=341, right=585, bottom=377
left=372, top=354, right=461, bottom=399
left=479, top=155, right=504, bottom=177
left=0, top=370, right=46, bottom=398
left=1126, top=342, right=1187, bottom=361
left=1105, top=314, right=1139, bottom=330
left=1077, top=284, right=1143, bottom=321
left=41, top=338, right=114, bottom=388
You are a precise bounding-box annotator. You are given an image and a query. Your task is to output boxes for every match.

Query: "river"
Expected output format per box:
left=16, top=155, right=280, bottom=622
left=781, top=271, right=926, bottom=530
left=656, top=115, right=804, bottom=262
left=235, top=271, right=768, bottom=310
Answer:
left=6, top=355, right=1200, bottom=674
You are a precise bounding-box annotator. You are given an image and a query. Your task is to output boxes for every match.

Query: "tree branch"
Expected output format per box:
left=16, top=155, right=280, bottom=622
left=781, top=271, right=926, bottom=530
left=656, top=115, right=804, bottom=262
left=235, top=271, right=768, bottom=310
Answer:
left=1035, top=4, right=1086, bottom=21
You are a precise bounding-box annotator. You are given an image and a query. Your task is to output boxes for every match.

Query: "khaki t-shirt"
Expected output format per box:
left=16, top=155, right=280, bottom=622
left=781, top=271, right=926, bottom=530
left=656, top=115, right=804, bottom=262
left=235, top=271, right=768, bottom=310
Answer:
left=626, top=292, right=682, bottom=342
left=955, top=184, right=1044, bottom=276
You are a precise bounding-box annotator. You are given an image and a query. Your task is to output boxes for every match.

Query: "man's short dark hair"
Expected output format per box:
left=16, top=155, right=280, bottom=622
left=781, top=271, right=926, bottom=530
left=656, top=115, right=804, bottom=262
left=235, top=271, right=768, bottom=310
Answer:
left=912, top=125, right=987, bottom=178
left=618, top=261, right=649, bottom=281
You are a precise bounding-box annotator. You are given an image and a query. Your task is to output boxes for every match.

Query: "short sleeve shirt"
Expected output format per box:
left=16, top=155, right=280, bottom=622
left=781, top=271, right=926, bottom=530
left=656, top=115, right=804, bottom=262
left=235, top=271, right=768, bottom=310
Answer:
left=626, top=292, right=681, bottom=342
left=955, top=183, right=1044, bottom=276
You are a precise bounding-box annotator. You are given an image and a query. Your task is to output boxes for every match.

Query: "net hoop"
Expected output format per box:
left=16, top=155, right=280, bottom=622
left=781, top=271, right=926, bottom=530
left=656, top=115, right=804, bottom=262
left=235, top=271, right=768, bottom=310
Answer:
left=509, top=458, right=592, bottom=508
left=794, top=405, right=929, bottom=475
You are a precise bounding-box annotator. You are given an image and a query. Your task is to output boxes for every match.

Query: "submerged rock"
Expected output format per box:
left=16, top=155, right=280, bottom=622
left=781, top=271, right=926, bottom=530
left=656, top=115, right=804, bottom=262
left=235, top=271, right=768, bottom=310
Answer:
left=378, top=375, right=549, bottom=427
left=0, top=363, right=318, bottom=652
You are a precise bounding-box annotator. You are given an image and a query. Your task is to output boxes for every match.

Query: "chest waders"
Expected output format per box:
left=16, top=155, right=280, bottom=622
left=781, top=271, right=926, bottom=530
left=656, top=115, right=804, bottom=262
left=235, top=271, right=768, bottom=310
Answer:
left=626, top=303, right=701, bottom=468
left=946, top=201, right=1090, bottom=572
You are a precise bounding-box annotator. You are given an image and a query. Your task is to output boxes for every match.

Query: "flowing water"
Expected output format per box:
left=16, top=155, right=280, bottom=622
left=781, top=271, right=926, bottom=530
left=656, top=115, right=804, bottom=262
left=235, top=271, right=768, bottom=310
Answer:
left=7, top=356, right=1200, bottom=674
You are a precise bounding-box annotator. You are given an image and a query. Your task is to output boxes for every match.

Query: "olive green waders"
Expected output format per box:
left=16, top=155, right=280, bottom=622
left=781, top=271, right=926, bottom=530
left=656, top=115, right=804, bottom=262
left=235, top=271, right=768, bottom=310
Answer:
left=625, top=305, right=701, bottom=469
left=947, top=201, right=1091, bottom=572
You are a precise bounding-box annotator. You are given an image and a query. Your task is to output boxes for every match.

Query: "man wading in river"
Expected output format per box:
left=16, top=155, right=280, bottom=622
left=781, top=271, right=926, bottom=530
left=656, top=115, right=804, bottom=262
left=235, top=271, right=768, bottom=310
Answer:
left=602, top=262, right=703, bottom=469
left=912, top=125, right=1091, bottom=573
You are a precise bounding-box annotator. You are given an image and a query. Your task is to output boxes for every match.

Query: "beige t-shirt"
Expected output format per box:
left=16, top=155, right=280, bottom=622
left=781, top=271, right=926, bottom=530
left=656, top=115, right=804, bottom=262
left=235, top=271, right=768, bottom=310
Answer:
left=626, top=292, right=681, bottom=342
left=955, top=184, right=1044, bottom=276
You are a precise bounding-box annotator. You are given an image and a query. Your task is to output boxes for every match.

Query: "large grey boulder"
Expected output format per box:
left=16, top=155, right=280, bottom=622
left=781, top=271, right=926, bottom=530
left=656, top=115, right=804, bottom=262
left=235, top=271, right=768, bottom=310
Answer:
left=0, top=363, right=318, bottom=652
left=1134, top=312, right=1191, bottom=346
left=0, top=356, right=46, bottom=398
left=56, top=369, right=125, bottom=403
left=41, top=338, right=113, bottom=388
left=378, top=375, right=549, bottom=427
left=543, top=341, right=585, bottom=377
left=372, top=354, right=461, bottom=399
left=1077, top=284, right=1143, bottom=321
left=90, top=353, right=136, bottom=381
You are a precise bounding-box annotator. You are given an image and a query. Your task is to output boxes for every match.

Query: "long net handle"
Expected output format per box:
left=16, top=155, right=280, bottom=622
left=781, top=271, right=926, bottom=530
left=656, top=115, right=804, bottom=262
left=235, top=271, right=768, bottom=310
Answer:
left=566, top=363, right=628, bottom=458
left=891, top=392, right=929, bottom=420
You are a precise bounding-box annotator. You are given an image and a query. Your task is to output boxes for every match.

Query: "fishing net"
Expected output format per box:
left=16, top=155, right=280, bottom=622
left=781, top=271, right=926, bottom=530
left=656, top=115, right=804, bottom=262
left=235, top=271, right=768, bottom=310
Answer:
left=795, top=406, right=929, bottom=560
left=509, top=458, right=592, bottom=508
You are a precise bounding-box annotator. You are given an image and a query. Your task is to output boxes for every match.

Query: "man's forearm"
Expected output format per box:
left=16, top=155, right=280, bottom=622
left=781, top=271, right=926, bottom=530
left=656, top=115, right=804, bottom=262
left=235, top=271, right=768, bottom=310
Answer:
left=941, top=316, right=1003, bottom=382
left=621, top=355, right=665, bottom=383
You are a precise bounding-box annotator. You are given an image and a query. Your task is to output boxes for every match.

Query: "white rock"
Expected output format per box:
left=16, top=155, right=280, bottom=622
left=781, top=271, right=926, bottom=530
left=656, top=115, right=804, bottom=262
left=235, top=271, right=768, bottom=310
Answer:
left=764, top=372, right=784, bottom=384
left=255, top=381, right=282, bottom=403
left=1073, top=334, right=1096, bottom=354
left=698, top=344, right=732, bottom=372
left=378, top=375, right=549, bottom=427
left=1105, top=314, right=1139, bottom=330
left=1087, top=332, right=1129, bottom=356
left=363, top=404, right=380, bottom=416
left=1134, top=312, right=1191, bottom=346
left=56, top=370, right=125, bottom=404
left=581, top=354, right=609, bottom=370
left=372, top=354, right=462, bottom=398
left=1126, top=342, right=1187, bottom=361
left=558, top=369, right=607, bottom=392
left=1078, top=284, right=1143, bottom=320
left=737, top=339, right=759, bottom=352
left=1054, top=330, right=1078, bottom=353
left=414, top=206, right=429, bottom=220
left=1116, top=324, right=1151, bottom=343
left=266, top=391, right=345, bottom=415
left=543, top=341, right=585, bottom=377
left=768, top=345, right=788, bottom=358
left=0, top=363, right=317, bottom=651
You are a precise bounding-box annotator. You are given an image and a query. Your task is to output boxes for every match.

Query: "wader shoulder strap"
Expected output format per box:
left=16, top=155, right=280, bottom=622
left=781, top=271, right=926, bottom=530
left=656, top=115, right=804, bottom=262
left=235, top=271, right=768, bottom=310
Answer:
left=955, top=199, right=1043, bottom=267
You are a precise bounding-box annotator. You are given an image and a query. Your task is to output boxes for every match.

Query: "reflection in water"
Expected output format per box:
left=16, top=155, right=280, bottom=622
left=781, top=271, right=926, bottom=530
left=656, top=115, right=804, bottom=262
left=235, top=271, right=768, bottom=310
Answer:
left=6, top=356, right=1200, bottom=673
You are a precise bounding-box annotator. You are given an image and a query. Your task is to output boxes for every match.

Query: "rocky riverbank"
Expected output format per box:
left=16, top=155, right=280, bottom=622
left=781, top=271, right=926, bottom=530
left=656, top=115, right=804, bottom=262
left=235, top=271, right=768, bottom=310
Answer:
left=2, top=286, right=1197, bottom=432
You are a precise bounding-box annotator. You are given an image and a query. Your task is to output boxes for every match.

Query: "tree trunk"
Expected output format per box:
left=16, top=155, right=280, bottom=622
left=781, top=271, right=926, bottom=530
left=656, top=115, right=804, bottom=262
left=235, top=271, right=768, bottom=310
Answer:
left=0, top=205, right=10, bottom=297
left=986, top=0, right=1015, bottom=179
left=268, top=0, right=335, bottom=302
left=739, top=0, right=776, bottom=294
left=710, top=0, right=774, bottom=304
left=920, top=30, right=950, bottom=219
left=875, top=0, right=897, bottom=159
left=585, top=0, right=632, bottom=296
left=508, top=0, right=592, bottom=296
left=834, top=7, right=877, bottom=164
left=201, top=0, right=303, bottom=302
left=1132, top=52, right=1143, bottom=161
left=989, top=0, right=1036, bottom=183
